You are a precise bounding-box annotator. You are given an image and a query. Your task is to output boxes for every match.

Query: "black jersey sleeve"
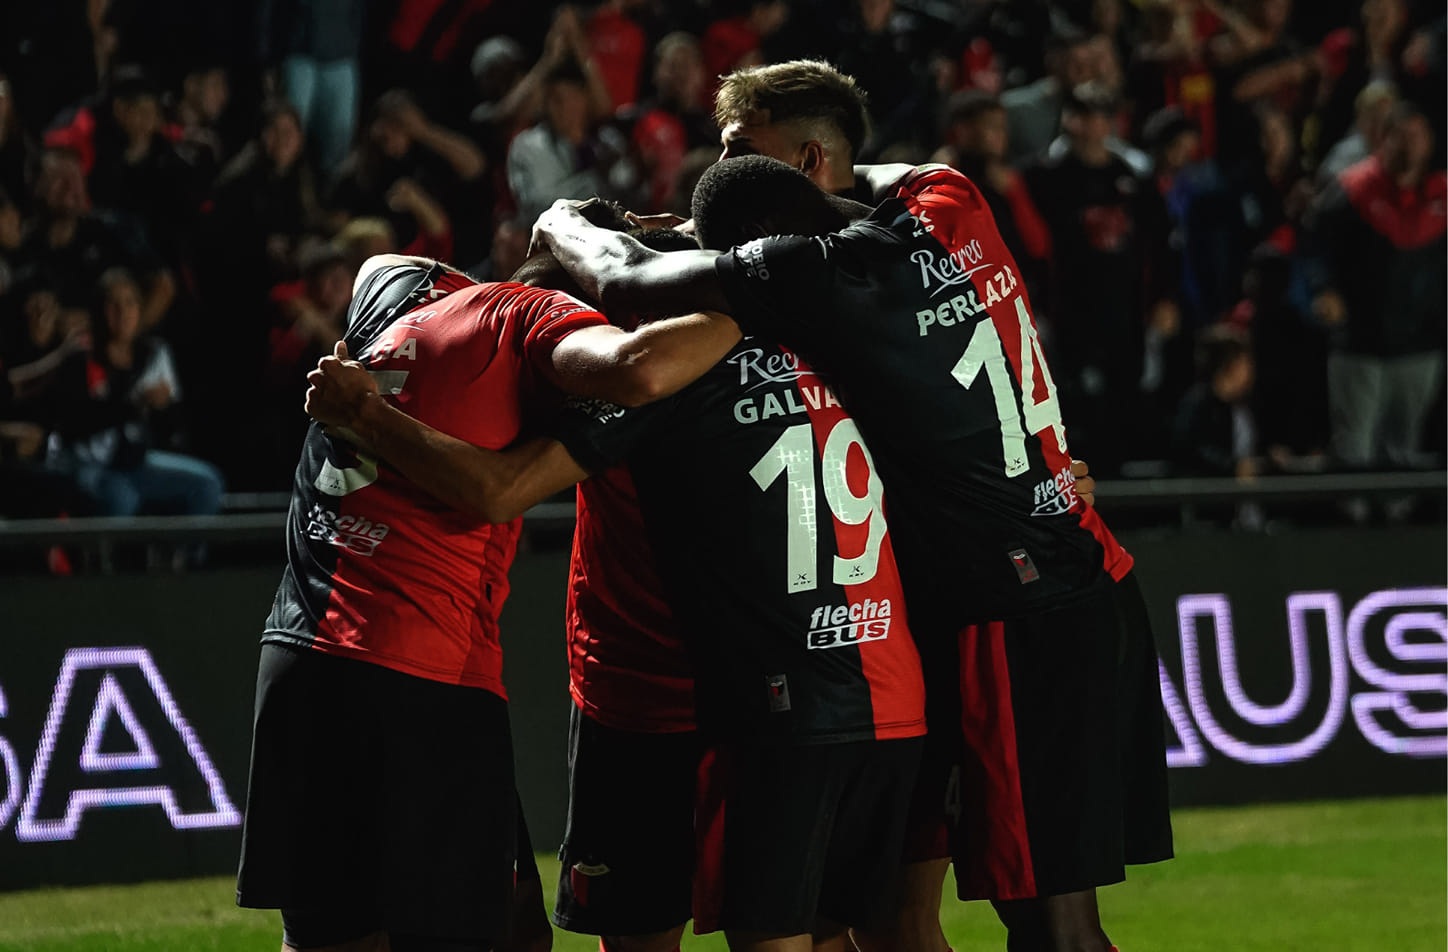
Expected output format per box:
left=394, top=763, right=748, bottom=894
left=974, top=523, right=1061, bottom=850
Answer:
left=714, top=235, right=836, bottom=346
left=548, top=394, right=678, bottom=474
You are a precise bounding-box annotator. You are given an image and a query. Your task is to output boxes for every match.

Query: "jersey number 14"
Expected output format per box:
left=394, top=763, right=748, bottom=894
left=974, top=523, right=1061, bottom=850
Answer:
left=952, top=297, right=1067, bottom=477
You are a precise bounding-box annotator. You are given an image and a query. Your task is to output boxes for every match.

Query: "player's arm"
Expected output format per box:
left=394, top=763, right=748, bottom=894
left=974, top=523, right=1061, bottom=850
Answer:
left=531, top=200, right=732, bottom=317
left=544, top=313, right=741, bottom=407
left=305, top=343, right=586, bottom=523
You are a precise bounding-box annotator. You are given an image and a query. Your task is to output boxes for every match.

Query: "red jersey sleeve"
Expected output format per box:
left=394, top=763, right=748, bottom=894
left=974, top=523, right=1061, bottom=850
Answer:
left=515, top=287, right=610, bottom=375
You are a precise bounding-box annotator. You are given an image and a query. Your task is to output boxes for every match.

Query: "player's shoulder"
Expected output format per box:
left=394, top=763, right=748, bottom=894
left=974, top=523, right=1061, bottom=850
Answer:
left=897, top=163, right=978, bottom=195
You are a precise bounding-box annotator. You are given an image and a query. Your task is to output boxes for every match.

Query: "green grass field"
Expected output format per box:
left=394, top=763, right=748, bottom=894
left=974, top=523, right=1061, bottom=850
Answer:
left=0, top=795, right=1442, bottom=952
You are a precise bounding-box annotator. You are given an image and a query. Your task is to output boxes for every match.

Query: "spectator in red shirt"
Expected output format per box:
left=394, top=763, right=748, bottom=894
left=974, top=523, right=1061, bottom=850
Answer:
left=587, top=0, right=649, bottom=111
left=701, top=1, right=791, bottom=108
left=620, top=32, right=718, bottom=214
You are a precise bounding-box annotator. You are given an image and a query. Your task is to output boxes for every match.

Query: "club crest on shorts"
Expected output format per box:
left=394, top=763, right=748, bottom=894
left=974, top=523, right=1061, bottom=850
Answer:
left=766, top=674, right=792, bottom=712
left=1009, top=548, right=1041, bottom=584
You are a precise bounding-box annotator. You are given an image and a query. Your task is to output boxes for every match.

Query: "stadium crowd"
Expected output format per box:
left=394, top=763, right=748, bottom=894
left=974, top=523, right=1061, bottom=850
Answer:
left=0, top=0, right=1443, bottom=528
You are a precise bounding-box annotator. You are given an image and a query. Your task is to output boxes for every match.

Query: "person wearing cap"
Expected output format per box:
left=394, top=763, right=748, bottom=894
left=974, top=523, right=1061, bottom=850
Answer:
left=1024, top=80, right=1179, bottom=474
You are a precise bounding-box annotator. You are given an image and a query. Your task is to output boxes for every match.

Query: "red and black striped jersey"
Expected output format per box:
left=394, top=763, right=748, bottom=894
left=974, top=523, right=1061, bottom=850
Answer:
left=263, top=262, right=608, bottom=695
left=715, top=165, right=1132, bottom=631
left=553, top=339, right=926, bottom=746
left=564, top=463, right=696, bottom=733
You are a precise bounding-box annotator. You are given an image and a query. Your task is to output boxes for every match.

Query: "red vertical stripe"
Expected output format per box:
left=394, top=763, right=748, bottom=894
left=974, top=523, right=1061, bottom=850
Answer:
left=792, top=357, right=925, bottom=739
left=955, top=621, right=1037, bottom=899
left=691, top=746, right=728, bottom=934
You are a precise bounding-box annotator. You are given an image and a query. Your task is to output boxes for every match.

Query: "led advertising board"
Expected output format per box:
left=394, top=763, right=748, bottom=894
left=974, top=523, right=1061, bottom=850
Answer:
left=0, top=529, right=1442, bottom=890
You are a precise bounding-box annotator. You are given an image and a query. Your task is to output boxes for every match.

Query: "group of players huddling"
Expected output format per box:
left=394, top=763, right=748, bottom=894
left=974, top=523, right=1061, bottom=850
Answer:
left=234, top=59, right=1174, bottom=952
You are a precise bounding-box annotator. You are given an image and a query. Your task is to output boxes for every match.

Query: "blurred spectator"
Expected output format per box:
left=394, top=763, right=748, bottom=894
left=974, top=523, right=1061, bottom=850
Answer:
left=327, top=89, right=479, bottom=259
left=3, top=3, right=117, bottom=142
left=507, top=59, right=633, bottom=227
left=0, top=0, right=1436, bottom=509
left=0, top=74, right=39, bottom=212
left=1303, top=0, right=1411, bottom=174
left=701, top=1, right=792, bottom=108
left=1228, top=242, right=1330, bottom=462
left=375, top=0, right=505, bottom=126
left=0, top=188, right=21, bottom=296
left=42, top=267, right=224, bottom=521
left=467, top=9, right=615, bottom=231
left=203, top=99, right=326, bottom=290
left=1126, top=0, right=1221, bottom=155
left=0, top=276, right=93, bottom=522
left=1175, top=308, right=1259, bottom=474
left=1207, top=0, right=1316, bottom=169
left=835, top=0, right=936, bottom=162
left=17, top=148, right=176, bottom=332
left=470, top=216, right=530, bottom=282
left=1396, top=10, right=1446, bottom=140
left=1315, top=77, right=1398, bottom=182
left=1001, top=26, right=1096, bottom=164
left=258, top=0, right=367, bottom=180
left=1144, top=105, right=1237, bottom=329
left=1043, top=34, right=1153, bottom=175
left=333, top=205, right=450, bottom=273
left=0, top=269, right=93, bottom=413
left=1171, top=323, right=1264, bottom=526
left=1296, top=101, right=1446, bottom=473
left=931, top=89, right=1052, bottom=291
left=616, top=32, right=718, bottom=214
left=587, top=0, right=650, bottom=111
left=1229, top=101, right=1313, bottom=255
left=257, top=240, right=352, bottom=488
left=1026, top=80, right=1178, bottom=473
left=467, top=35, right=533, bottom=174
left=69, top=66, right=201, bottom=270
left=169, top=61, right=234, bottom=179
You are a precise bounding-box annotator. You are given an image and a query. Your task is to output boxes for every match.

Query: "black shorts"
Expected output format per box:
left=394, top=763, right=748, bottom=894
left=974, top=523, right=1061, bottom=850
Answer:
left=905, top=572, right=1175, bottom=900
left=553, top=704, right=701, bottom=937
left=693, top=737, right=924, bottom=936
left=236, top=643, right=520, bottom=943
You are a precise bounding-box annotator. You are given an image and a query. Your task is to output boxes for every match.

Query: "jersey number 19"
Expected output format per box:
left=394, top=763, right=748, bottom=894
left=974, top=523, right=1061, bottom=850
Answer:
left=750, top=418, right=887, bottom=594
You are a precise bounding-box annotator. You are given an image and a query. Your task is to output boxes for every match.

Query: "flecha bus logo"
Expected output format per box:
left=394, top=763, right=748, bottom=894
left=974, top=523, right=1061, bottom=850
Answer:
left=807, top=599, right=893, bottom=649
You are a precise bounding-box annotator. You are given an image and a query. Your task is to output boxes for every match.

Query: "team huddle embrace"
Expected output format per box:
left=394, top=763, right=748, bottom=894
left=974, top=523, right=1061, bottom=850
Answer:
left=234, top=60, right=1174, bottom=952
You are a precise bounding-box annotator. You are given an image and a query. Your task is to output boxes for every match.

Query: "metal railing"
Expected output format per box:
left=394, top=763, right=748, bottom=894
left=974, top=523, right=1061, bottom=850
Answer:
left=0, top=471, right=1441, bottom=550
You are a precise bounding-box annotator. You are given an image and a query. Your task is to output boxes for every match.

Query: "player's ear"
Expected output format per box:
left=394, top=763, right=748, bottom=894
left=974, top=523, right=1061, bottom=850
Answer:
left=798, top=140, right=827, bottom=181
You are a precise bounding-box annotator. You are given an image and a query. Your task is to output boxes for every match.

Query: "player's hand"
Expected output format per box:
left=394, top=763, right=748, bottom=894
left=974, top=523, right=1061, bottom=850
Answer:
left=305, top=341, right=378, bottom=429
left=625, top=211, right=689, bottom=231
left=1071, top=458, right=1097, bottom=508
left=528, top=198, right=589, bottom=257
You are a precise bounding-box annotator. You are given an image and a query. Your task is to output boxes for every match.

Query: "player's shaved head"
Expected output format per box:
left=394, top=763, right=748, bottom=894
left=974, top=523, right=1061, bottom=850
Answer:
left=714, top=60, right=870, bottom=162
left=691, top=154, right=869, bottom=251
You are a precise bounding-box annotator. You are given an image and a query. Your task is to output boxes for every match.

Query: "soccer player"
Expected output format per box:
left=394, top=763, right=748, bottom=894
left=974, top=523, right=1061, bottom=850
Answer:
left=713, top=59, right=872, bottom=199
left=233, top=243, right=738, bottom=952
left=303, top=219, right=929, bottom=952
left=624, top=58, right=875, bottom=240
left=528, top=150, right=1175, bottom=952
